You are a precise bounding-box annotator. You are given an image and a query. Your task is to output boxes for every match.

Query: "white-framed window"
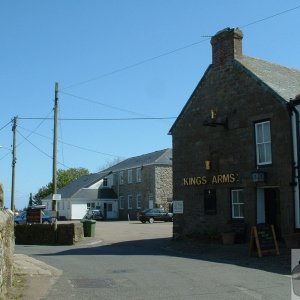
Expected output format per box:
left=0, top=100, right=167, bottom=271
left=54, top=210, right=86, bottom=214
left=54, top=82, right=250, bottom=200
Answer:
left=119, top=196, right=125, bottom=210
left=136, top=167, right=142, bottom=183
left=128, top=195, right=133, bottom=209
left=231, top=189, right=244, bottom=219
left=103, top=177, right=108, bottom=187
left=128, top=169, right=132, bottom=184
left=57, top=202, right=60, bottom=210
left=87, top=202, right=95, bottom=210
left=119, top=171, right=124, bottom=185
left=255, top=121, right=272, bottom=165
left=136, top=194, right=142, bottom=209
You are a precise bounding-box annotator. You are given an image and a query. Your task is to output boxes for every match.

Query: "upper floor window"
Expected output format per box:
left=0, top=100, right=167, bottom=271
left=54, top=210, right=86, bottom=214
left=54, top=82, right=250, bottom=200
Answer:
left=231, top=189, right=244, bottom=219
left=103, top=177, right=108, bottom=187
left=136, top=167, right=142, bottom=183
left=128, top=169, right=132, bottom=184
left=255, top=121, right=272, bottom=165
left=119, top=171, right=124, bottom=185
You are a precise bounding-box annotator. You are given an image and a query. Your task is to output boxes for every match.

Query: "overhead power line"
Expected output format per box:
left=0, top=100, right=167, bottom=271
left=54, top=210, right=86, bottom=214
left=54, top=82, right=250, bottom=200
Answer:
left=18, top=116, right=176, bottom=121
left=18, top=125, right=123, bottom=158
left=60, top=91, right=157, bottom=118
left=61, top=38, right=210, bottom=90
left=17, top=129, right=70, bottom=168
left=240, top=5, right=300, bottom=28
left=60, top=5, right=300, bottom=91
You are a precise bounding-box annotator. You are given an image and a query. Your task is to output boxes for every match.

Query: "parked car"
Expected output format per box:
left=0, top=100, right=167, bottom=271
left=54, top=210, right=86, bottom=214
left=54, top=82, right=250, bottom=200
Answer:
left=14, top=210, right=55, bottom=224
left=137, top=208, right=173, bottom=224
left=82, top=209, right=104, bottom=221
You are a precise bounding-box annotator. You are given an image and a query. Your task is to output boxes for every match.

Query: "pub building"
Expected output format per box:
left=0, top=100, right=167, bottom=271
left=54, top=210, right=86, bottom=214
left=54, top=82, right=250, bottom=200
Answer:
left=169, top=27, right=300, bottom=242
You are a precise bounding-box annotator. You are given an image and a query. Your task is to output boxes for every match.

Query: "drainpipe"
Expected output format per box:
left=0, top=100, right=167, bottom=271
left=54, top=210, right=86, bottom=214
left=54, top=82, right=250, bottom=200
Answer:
left=288, top=101, right=300, bottom=229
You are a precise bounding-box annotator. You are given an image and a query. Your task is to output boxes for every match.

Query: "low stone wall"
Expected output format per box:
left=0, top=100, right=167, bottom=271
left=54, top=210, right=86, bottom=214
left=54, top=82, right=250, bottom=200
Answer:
left=15, top=223, right=84, bottom=245
left=0, top=209, right=14, bottom=298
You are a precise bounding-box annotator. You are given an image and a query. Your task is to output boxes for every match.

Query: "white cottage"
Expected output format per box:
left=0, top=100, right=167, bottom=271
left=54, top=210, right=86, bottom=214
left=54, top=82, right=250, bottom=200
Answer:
left=42, top=171, right=119, bottom=220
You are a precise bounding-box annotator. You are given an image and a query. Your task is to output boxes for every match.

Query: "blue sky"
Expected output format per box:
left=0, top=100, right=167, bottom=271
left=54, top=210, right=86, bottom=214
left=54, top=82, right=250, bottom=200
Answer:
left=1, top=1, right=300, bottom=210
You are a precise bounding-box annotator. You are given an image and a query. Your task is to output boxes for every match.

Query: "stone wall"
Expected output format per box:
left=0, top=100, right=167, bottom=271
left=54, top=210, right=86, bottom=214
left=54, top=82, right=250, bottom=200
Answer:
left=171, top=59, right=293, bottom=239
left=0, top=209, right=14, bottom=298
left=15, top=223, right=84, bottom=245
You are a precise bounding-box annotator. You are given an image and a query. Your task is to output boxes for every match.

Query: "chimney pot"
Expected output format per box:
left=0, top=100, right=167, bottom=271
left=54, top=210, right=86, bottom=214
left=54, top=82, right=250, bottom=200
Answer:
left=211, top=27, right=243, bottom=65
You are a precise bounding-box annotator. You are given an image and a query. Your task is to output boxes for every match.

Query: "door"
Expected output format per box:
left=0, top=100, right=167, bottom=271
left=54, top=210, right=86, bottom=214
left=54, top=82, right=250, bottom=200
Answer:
left=264, top=188, right=281, bottom=237
left=257, top=188, right=281, bottom=238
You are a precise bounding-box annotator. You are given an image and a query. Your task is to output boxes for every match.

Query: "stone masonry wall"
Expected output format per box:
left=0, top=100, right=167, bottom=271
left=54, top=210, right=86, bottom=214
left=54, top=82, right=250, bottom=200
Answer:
left=155, top=166, right=173, bottom=210
left=0, top=209, right=14, bottom=298
left=116, top=165, right=173, bottom=220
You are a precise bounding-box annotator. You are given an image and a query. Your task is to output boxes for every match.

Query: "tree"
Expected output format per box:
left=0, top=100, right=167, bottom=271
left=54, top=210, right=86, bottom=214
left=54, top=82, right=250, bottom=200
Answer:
left=28, top=193, right=33, bottom=207
left=33, top=167, right=90, bottom=203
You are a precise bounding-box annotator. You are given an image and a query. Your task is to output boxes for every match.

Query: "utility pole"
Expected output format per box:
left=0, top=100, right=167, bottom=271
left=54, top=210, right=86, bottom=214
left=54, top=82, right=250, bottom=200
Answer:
left=52, top=82, right=59, bottom=216
left=11, top=116, right=17, bottom=212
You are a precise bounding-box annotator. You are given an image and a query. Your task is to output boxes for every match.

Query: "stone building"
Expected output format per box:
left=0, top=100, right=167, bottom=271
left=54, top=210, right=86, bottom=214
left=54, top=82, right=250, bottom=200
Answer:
left=169, top=28, right=300, bottom=241
left=109, top=148, right=173, bottom=220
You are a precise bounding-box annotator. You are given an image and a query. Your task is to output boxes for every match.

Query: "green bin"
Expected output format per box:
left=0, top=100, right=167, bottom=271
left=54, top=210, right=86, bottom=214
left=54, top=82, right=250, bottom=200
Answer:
left=81, top=219, right=96, bottom=237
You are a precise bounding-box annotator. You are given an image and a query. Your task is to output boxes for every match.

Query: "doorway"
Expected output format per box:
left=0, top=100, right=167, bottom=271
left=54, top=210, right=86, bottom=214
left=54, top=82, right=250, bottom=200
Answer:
left=257, top=188, right=281, bottom=237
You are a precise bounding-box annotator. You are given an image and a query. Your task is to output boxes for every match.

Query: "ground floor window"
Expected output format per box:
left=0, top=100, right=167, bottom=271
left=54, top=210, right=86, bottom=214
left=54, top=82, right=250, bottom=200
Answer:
left=128, top=195, right=133, bottom=209
left=231, top=189, right=244, bottom=219
left=87, top=202, right=95, bottom=210
left=136, top=194, right=142, bottom=209
left=119, top=196, right=124, bottom=209
left=204, top=189, right=217, bottom=214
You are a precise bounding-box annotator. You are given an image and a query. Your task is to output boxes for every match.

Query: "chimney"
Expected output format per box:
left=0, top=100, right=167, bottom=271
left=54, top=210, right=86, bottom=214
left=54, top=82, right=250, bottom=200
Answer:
left=210, top=27, right=243, bottom=65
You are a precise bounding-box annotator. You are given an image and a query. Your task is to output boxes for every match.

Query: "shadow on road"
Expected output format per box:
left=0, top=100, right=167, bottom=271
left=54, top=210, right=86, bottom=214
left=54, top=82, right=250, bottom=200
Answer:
left=34, top=237, right=291, bottom=276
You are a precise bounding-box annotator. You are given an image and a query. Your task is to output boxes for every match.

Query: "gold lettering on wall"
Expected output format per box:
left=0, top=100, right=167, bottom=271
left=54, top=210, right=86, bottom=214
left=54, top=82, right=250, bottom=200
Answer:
left=183, top=173, right=238, bottom=186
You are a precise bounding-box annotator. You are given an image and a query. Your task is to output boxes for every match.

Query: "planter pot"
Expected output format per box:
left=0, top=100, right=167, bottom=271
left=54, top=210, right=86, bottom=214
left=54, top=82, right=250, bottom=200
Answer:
left=284, top=234, right=300, bottom=249
left=222, top=232, right=235, bottom=245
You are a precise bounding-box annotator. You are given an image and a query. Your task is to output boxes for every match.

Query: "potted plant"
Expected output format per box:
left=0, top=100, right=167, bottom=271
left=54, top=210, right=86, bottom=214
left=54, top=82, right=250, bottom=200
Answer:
left=221, top=223, right=235, bottom=245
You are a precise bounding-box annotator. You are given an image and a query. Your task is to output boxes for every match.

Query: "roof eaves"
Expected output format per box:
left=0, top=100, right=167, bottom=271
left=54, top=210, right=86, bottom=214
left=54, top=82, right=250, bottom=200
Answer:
left=169, top=65, right=212, bottom=134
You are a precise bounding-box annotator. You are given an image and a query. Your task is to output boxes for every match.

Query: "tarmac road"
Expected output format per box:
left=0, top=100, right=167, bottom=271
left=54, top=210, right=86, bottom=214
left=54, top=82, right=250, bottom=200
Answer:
left=10, top=221, right=292, bottom=300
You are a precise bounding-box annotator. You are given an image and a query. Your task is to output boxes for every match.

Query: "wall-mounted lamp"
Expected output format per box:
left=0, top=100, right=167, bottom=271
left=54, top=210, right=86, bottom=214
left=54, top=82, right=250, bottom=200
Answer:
left=203, top=109, right=228, bottom=129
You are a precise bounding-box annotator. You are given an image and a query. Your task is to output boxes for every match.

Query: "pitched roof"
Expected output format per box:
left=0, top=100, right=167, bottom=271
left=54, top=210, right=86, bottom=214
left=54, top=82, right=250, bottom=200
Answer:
left=236, top=56, right=300, bottom=102
left=101, top=148, right=172, bottom=172
left=169, top=56, right=300, bottom=134
left=43, top=171, right=110, bottom=199
left=43, top=149, right=172, bottom=200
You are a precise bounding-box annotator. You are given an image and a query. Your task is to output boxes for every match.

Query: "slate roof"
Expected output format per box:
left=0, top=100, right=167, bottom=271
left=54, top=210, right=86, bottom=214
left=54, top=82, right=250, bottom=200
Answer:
left=43, top=149, right=172, bottom=200
left=236, top=56, right=300, bottom=102
left=169, top=56, right=300, bottom=134
left=44, top=171, right=110, bottom=200
left=101, top=148, right=172, bottom=173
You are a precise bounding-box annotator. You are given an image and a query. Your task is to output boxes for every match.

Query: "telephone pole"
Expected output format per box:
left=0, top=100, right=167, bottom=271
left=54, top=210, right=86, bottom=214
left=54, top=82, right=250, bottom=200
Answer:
left=52, top=82, right=59, bottom=215
left=11, top=116, right=17, bottom=212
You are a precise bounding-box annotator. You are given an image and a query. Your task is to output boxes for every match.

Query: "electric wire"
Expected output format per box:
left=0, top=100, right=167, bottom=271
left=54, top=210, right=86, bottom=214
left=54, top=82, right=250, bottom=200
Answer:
left=60, top=5, right=300, bottom=91
left=18, top=125, right=123, bottom=158
left=239, top=5, right=300, bottom=29
left=17, top=129, right=70, bottom=168
left=60, top=91, right=155, bottom=118
left=61, top=38, right=210, bottom=90
left=0, top=120, right=12, bottom=132
left=18, top=116, right=176, bottom=121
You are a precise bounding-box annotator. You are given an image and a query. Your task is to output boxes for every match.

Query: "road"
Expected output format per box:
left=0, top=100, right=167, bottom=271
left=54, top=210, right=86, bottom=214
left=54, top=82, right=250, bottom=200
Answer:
left=15, top=221, right=291, bottom=300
